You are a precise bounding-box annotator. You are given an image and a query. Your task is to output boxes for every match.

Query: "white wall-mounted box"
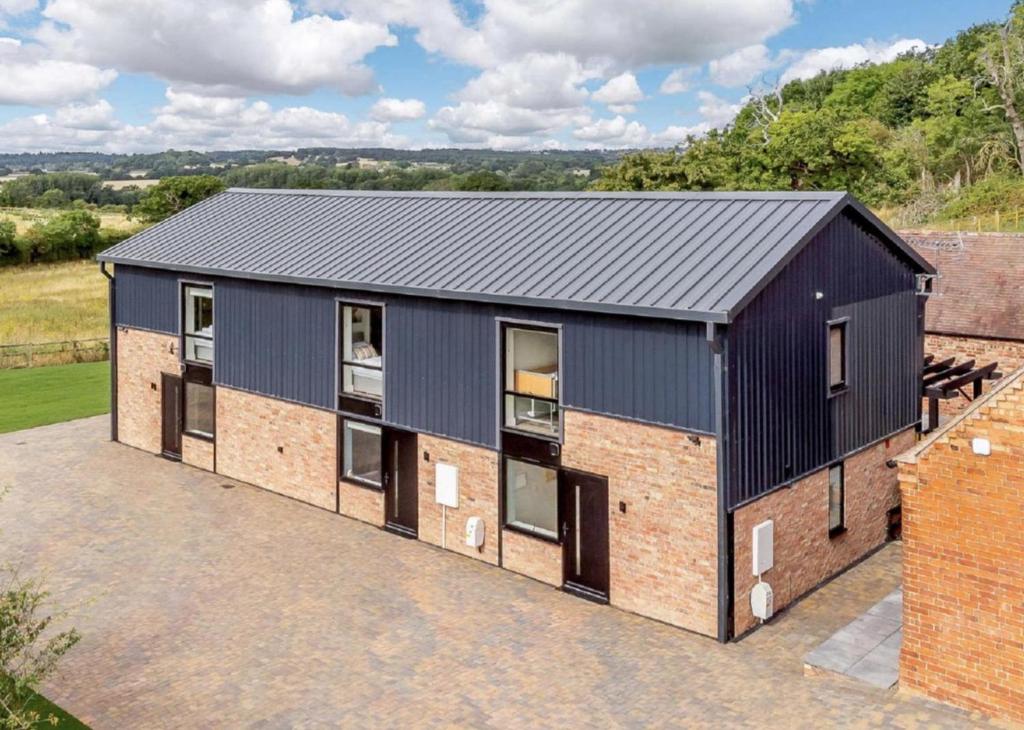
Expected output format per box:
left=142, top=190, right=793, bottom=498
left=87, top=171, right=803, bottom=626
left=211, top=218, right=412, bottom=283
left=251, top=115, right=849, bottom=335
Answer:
left=435, top=463, right=459, bottom=508
left=972, top=437, right=991, bottom=456
left=752, top=520, right=774, bottom=577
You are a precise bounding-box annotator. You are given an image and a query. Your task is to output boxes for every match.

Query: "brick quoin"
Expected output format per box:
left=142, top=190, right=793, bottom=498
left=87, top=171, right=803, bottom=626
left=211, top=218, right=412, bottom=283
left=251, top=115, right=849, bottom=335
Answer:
left=898, top=369, right=1024, bottom=725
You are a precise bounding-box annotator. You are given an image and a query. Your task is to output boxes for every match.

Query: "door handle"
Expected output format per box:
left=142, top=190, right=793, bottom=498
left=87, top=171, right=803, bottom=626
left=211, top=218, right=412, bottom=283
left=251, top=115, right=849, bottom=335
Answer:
left=562, top=522, right=568, bottom=539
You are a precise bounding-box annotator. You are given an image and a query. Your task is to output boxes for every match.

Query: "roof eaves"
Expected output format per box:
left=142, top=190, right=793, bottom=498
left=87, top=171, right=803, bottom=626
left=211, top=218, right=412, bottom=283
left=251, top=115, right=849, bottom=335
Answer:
left=96, top=256, right=730, bottom=324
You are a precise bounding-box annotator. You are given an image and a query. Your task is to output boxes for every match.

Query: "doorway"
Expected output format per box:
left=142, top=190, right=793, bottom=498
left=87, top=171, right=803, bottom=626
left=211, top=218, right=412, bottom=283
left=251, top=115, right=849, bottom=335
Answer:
left=384, top=429, right=418, bottom=538
left=559, top=468, right=609, bottom=602
left=161, top=372, right=182, bottom=460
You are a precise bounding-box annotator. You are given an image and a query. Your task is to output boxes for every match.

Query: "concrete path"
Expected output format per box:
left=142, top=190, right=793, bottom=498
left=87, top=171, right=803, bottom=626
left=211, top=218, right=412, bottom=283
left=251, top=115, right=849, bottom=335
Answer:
left=0, top=417, right=990, bottom=728
left=804, top=590, right=903, bottom=689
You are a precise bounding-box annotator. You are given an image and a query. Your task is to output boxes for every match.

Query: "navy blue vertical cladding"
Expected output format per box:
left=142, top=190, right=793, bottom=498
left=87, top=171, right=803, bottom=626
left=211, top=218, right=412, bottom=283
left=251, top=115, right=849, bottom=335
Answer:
left=120, top=265, right=716, bottom=446
left=113, top=265, right=179, bottom=334
left=215, top=278, right=337, bottom=410
left=725, top=212, right=921, bottom=509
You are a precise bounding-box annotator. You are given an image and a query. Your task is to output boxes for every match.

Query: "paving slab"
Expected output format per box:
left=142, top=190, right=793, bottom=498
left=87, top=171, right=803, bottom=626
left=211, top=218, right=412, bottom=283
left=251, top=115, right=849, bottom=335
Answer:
left=0, top=417, right=989, bottom=728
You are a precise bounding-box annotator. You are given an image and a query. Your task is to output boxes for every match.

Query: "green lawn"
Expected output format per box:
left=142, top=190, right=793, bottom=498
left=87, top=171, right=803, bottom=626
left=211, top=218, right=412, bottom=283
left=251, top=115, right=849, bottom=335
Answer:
left=0, top=361, right=110, bottom=434
left=22, top=687, right=90, bottom=729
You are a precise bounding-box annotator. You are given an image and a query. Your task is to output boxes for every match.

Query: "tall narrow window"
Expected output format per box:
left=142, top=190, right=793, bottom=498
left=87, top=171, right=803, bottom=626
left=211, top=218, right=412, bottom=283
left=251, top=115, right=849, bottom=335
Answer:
left=504, top=458, right=558, bottom=540
left=183, top=365, right=214, bottom=439
left=184, top=285, right=214, bottom=364
left=828, top=463, right=845, bottom=536
left=503, top=325, right=559, bottom=437
left=341, top=304, right=383, bottom=401
left=342, top=419, right=382, bottom=488
left=828, top=320, right=847, bottom=393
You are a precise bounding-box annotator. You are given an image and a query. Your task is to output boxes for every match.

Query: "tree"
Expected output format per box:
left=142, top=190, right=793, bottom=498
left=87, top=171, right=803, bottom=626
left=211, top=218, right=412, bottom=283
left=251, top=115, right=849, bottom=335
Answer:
left=35, top=189, right=67, bottom=209
left=132, top=175, right=226, bottom=222
left=24, top=210, right=101, bottom=263
left=979, top=4, right=1024, bottom=174
left=0, top=489, right=80, bottom=728
left=0, top=220, right=16, bottom=263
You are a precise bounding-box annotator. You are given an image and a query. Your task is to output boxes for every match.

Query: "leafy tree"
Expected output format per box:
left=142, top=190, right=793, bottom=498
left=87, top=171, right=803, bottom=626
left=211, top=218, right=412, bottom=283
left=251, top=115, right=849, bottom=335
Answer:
left=35, top=188, right=67, bottom=209
left=133, top=175, right=226, bottom=222
left=0, top=220, right=16, bottom=263
left=24, top=210, right=101, bottom=262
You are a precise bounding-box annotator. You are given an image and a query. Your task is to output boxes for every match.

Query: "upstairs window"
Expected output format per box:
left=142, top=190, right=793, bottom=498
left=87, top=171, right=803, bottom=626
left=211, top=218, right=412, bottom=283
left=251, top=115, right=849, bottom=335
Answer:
left=828, top=462, right=845, bottom=536
left=341, top=304, right=383, bottom=401
left=184, top=285, right=214, bottom=364
left=503, top=325, right=559, bottom=438
left=828, top=319, right=847, bottom=393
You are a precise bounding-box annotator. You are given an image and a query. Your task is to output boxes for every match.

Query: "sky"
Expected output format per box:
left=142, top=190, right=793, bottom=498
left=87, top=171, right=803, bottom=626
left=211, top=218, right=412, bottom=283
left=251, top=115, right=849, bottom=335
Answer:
left=0, top=0, right=1014, bottom=153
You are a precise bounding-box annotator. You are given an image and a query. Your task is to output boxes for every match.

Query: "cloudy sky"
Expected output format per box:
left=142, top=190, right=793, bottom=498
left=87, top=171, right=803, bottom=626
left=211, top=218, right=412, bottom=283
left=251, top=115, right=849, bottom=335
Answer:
left=0, top=0, right=1011, bottom=152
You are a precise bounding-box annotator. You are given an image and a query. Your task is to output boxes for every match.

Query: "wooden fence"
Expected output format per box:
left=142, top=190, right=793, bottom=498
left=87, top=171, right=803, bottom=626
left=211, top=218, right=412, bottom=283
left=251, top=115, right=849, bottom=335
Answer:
left=0, top=338, right=109, bottom=369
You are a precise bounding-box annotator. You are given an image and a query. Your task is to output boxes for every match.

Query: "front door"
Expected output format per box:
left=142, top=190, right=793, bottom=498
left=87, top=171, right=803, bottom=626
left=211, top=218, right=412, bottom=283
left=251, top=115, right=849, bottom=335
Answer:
left=560, top=469, right=609, bottom=602
left=384, top=429, right=418, bottom=538
left=161, top=372, right=182, bottom=460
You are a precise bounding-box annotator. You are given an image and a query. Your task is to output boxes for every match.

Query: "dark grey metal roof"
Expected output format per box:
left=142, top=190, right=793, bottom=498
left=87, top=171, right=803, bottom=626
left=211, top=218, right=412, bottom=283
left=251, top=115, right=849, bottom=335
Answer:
left=97, top=188, right=932, bottom=323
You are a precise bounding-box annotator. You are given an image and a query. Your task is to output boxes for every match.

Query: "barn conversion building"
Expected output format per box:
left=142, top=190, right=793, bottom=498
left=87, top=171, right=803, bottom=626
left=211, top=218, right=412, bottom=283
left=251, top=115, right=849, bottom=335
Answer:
left=97, top=189, right=934, bottom=641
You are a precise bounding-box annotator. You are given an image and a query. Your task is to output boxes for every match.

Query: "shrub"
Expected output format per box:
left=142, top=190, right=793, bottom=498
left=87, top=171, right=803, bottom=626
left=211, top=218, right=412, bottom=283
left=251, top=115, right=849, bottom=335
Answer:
left=24, top=210, right=101, bottom=263
left=0, top=220, right=16, bottom=263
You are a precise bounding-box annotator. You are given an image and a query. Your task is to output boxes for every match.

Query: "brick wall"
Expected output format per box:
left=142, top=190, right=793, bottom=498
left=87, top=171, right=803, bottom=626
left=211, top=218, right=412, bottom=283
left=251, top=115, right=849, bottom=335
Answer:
left=924, top=334, right=1024, bottom=418
left=182, top=434, right=214, bottom=472
left=115, top=327, right=179, bottom=454
left=417, top=434, right=499, bottom=566
left=561, top=409, right=719, bottom=637
left=216, top=387, right=336, bottom=511
left=501, top=528, right=561, bottom=586
left=899, top=370, right=1024, bottom=724
left=733, top=428, right=916, bottom=635
left=338, top=480, right=384, bottom=527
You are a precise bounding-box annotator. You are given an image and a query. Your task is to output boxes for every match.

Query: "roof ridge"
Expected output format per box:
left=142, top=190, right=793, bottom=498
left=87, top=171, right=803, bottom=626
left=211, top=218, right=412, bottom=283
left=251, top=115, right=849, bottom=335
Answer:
left=224, top=187, right=849, bottom=201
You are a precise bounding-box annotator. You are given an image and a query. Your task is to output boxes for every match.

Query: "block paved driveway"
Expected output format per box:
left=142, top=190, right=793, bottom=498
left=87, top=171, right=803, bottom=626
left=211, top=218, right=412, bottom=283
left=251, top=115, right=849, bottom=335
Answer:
left=0, top=417, right=990, bottom=729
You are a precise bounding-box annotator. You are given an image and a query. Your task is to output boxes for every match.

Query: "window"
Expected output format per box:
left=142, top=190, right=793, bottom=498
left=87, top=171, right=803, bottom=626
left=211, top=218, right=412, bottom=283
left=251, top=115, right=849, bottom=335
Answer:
left=503, top=325, right=559, bottom=437
left=341, top=304, right=383, bottom=401
left=184, top=285, right=214, bottom=364
left=828, top=463, right=845, bottom=536
left=828, top=320, right=847, bottom=393
left=184, top=380, right=214, bottom=438
left=504, top=458, right=559, bottom=540
left=342, top=419, right=382, bottom=488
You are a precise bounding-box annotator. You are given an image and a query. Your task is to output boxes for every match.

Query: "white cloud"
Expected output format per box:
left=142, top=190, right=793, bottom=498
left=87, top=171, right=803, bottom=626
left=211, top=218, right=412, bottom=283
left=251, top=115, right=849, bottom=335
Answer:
left=53, top=99, right=120, bottom=130
left=431, top=99, right=589, bottom=143
left=456, top=53, right=593, bottom=110
left=660, top=67, right=698, bottom=95
left=780, top=38, right=928, bottom=84
left=592, top=72, right=644, bottom=114
left=697, top=90, right=743, bottom=127
left=0, top=37, right=116, bottom=105
left=573, top=115, right=649, bottom=147
left=37, top=0, right=396, bottom=96
left=709, top=44, right=773, bottom=87
left=0, top=0, right=36, bottom=14
left=370, top=97, right=426, bottom=122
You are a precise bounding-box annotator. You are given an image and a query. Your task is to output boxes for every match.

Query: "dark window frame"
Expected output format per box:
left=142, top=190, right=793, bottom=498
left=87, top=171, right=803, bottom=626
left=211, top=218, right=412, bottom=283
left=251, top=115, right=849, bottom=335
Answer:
left=182, top=364, right=215, bottom=442
left=337, top=300, right=385, bottom=411
left=499, top=321, right=562, bottom=443
left=828, top=461, right=845, bottom=538
left=339, top=416, right=384, bottom=491
left=500, top=454, right=562, bottom=545
left=827, top=317, right=849, bottom=397
left=180, top=282, right=214, bottom=367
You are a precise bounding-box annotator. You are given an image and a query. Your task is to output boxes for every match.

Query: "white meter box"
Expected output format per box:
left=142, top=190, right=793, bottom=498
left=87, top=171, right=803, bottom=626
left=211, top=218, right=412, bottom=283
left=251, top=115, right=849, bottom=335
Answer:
left=752, top=520, right=774, bottom=577
left=435, top=463, right=459, bottom=508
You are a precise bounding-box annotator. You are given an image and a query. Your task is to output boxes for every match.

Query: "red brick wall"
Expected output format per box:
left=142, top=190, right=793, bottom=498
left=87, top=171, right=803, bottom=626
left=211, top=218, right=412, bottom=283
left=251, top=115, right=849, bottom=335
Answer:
left=924, top=334, right=1024, bottom=418
left=115, top=327, right=179, bottom=454
left=417, top=435, right=499, bottom=566
left=733, top=429, right=916, bottom=635
left=501, top=528, right=561, bottom=586
left=338, top=480, right=384, bottom=527
left=215, top=387, right=336, bottom=511
left=561, top=410, right=719, bottom=637
left=182, top=434, right=214, bottom=472
left=899, top=371, right=1024, bottom=724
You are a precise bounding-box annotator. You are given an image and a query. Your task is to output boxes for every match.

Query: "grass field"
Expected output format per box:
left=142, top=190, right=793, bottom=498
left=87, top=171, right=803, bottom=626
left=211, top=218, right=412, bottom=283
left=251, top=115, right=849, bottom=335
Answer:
left=0, top=361, right=110, bottom=434
left=0, top=206, right=141, bottom=235
left=23, top=686, right=90, bottom=729
left=0, top=260, right=108, bottom=346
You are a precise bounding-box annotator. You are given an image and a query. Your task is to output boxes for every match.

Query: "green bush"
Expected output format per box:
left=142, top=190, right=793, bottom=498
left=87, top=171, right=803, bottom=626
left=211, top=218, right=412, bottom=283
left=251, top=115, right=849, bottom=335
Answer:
left=0, top=220, right=18, bottom=263
left=23, top=210, right=101, bottom=263
left=34, top=188, right=67, bottom=208
left=937, top=174, right=1024, bottom=220
left=133, top=175, right=225, bottom=222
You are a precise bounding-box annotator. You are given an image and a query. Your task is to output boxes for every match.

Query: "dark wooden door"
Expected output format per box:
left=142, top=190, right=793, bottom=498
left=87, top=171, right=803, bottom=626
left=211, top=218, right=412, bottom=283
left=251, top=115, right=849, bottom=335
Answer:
left=161, top=373, right=182, bottom=460
left=384, top=429, right=418, bottom=538
left=560, top=469, right=609, bottom=602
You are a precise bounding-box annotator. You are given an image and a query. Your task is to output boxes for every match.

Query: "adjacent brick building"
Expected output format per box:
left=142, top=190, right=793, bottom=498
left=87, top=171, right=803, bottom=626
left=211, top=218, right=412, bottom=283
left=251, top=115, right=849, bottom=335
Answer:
left=897, top=366, right=1024, bottom=724
left=99, top=189, right=933, bottom=641
left=905, top=231, right=1024, bottom=419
